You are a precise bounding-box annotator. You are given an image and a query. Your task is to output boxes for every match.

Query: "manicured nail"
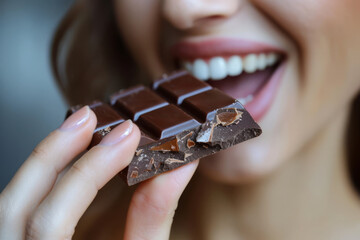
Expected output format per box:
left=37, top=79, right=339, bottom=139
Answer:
left=59, top=106, right=90, bottom=131
left=100, top=120, right=133, bottom=146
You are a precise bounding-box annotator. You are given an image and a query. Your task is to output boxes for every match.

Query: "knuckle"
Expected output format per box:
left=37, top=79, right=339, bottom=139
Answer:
left=71, top=163, right=89, bottom=181
left=25, top=219, right=41, bottom=240
left=29, top=130, right=59, bottom=160
left=70, top=162, right=98, bottom=190
left=25, top=213, right=45, bottom=240
left=30, top=146, right=48, bottom=160
left=26, top=208, right=55, bottom=239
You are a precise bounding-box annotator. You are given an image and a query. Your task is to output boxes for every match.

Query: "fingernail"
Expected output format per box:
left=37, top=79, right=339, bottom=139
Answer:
left=100, top=120, right=133, bottom=146
left=60, top=106, right=90, bottom=131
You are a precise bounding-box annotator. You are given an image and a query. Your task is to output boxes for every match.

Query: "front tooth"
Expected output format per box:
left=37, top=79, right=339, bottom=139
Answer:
left=266, top=53, right=278, bottom=66
left=238, top=94, right=253, bottom=105
left=244, top=54, right=257, bottom=73
left=183, top=61, right=193, bottom=72
left=193, top=59, right=210, bottom=81
left=257, top=54, right=267, bottom=70
left=227, top=55, right=243, bottom=76
left=245, top=94, right=253, bottom=104
left=238, top=98, right=247, bottom=105
left=209, top=57, right=227, bottom=80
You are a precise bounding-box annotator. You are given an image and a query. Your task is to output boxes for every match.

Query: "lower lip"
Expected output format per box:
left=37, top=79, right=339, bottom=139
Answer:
left=243, top=62, right=286, bottom=122
left=208, top=62, right=286, bottom=122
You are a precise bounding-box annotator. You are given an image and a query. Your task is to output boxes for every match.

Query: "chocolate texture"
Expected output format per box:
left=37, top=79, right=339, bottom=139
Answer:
left=66, top=71, right=262, bottom=186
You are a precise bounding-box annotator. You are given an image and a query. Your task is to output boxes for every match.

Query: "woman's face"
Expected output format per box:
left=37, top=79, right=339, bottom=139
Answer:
left=114, top=0, right=360, bottom=183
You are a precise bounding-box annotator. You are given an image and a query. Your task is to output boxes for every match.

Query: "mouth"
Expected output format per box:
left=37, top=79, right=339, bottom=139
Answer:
left=171, top=38, right=286, bottom=122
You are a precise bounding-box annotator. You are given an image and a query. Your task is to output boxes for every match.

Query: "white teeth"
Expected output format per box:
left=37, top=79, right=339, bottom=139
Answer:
left=243, top=54, right=257, bottom=73
left=183, top=52, right=281, bottom=81
left=257, top=53, right=267, bottom=70
left=238, top=95, right=253, bottom=106
left=227, top=55, right=243, bottom=76
left=193, top=59, right=209, bottom=81
left=209, top=57, right=227, bottom=80
left=266, top=53, right=278, bottom=66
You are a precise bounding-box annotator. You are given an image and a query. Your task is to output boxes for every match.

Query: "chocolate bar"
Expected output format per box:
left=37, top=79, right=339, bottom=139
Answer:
left=66, top=71, right=262, bottom=185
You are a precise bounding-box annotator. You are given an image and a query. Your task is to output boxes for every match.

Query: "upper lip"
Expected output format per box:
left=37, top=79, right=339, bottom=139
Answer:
left=171, top=38, right=285, bottom=61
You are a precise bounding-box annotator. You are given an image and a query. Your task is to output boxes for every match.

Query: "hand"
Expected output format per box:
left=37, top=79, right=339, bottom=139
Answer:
left=0, top=106, right=198, bottom=240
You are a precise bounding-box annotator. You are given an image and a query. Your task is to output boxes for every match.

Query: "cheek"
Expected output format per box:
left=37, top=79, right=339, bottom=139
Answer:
left=200, top=0, right=360, bottom=183
left=114, top=0, right=163, bottom=77
left=256, top=0, right=360, bottom=115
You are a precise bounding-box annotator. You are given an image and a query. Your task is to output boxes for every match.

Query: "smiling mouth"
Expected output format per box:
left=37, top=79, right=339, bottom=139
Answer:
left=180, top=53, right=281, bottom=105
left=171, top=38, right=286, bottom=121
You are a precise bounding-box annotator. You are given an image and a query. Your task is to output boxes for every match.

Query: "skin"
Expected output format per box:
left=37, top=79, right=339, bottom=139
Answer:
left=1, top=0, right=360, bottom=239
left=0, top=107, right=198, bottom=239
left=114, top=0, right=360, bottom=239
left=114, top=0, right=360, bottom=183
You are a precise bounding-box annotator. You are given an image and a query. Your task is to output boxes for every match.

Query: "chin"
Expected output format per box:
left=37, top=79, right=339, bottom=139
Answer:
left=198, top=137, right=280, bottom=185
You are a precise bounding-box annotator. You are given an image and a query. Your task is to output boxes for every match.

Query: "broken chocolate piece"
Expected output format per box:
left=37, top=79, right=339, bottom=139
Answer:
left=135, top=149, right=143, bottom=156
left=184, top=153, right=193, bottom=159
left=186, top=139, right=196, bottom=149
left=216, top=109, right=243, bottom=126
left=197, top=105, right=261, bottom=149
left=196, top=123, right=215, bottom=143
left=181, top=131, right=194, bottom=140
left=145, top=158, right=154, bottom=171
left=66, top=71, right=262, bottom=186
left=164, top=158, right=184, bottom=165
left=130, top=171, right=138, bottom=178
left=150, top=138, right=179, bottom=152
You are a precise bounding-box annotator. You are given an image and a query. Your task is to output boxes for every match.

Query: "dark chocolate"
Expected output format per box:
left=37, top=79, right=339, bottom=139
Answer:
left=66, top=71, right=262, bottom=186
left=110, top=85, right=168, bottom=121
left=156, top=73, right=211, bottom=104
left=181, top=88, right=236, bottom=122
left=138, top=104, right=201, bottom=139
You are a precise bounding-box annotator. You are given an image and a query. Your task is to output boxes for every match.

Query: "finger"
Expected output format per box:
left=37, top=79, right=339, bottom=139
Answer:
left=27, top=120, right=140, bottom=239
left=124, top=160, right=199, bottom=240
left=0, top=107, right=96, bottom=233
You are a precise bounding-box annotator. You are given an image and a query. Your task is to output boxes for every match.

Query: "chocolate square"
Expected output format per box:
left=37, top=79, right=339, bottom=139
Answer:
left=181, top=89, right=235, bottom=122
left=111, top=86, right=168, bottom=121
left=157, top=74, right=211, bottom=104
left=138, top=104, right=200, bottom=139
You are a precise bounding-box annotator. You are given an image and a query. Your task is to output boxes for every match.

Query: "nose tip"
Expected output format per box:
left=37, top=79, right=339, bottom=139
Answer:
left=162, top=0, right=240, bottom=30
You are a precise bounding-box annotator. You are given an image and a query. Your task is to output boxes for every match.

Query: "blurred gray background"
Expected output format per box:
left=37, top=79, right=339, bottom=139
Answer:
left=0, top=0, right=73, bottom=191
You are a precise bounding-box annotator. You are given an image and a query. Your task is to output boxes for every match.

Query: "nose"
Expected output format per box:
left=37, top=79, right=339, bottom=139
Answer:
left=162, top=0, right=241, bottom=29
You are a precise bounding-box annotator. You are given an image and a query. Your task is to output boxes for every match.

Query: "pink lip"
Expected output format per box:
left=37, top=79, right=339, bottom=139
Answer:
left=170, top=38, right=286, bottom=123
left=171, top=38, right=284, bottom=60
left=245, top=62, right=286, bottom=122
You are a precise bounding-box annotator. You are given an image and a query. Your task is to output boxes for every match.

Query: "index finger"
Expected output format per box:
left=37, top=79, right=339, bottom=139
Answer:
left=0, top=106, right=96, bottom=223
left=27, top=120, right=140, bottom=239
